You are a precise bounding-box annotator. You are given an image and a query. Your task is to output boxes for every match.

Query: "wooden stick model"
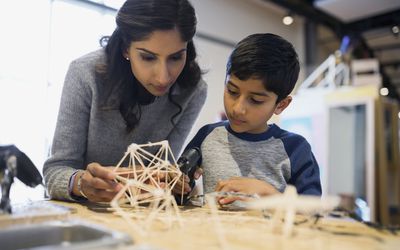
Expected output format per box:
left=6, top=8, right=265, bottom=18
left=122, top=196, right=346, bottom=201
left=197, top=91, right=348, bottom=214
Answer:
left=110, top=141, right=183, bottom=233
left=246, top=185, right=340, bottom=237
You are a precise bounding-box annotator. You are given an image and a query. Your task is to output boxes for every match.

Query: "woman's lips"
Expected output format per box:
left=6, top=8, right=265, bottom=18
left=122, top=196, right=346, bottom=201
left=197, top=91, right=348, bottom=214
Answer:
left=153, top=85, right=169, bottom=93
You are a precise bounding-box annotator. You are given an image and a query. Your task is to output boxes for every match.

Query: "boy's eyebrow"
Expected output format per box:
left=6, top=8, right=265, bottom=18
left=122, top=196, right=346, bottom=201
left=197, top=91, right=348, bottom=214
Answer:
left=136, top=48, right=187, bottom=56
left=227, top=80, right=270, bottom=97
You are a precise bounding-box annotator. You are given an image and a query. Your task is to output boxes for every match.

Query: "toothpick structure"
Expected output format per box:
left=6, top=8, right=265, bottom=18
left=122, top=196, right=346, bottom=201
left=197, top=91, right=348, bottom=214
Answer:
left=246, top=185, right=340, bottom=237
left=110, top=141, right=184, bottom=234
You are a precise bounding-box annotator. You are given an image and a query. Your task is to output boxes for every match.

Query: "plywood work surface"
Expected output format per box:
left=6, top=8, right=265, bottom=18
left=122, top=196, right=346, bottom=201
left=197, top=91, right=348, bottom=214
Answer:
left=32, top=200, right=399, bottom=250
left=0, top=200, right=73, bottom=228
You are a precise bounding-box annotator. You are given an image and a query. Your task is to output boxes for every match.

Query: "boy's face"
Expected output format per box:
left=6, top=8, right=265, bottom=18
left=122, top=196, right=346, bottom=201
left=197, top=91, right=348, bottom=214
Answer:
left=223, top=74, right=291, bottom=134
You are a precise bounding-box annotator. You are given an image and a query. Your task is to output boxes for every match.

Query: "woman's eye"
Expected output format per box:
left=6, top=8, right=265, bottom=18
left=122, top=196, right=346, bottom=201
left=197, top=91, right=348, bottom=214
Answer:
left=170, top=55, right=183, bottom=61
left=140, top=54, right=156, bottom=61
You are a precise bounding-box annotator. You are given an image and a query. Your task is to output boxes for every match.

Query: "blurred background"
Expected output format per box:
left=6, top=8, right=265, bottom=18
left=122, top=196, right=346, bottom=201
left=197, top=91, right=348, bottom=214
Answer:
left=0, top=0, right=399, bottom=225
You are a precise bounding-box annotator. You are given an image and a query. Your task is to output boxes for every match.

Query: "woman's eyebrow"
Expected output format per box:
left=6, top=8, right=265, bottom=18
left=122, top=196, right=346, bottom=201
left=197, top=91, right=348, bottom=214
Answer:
left=136, top=48, right=187, bottom=56
left=169, top=48, right=187, bottom=56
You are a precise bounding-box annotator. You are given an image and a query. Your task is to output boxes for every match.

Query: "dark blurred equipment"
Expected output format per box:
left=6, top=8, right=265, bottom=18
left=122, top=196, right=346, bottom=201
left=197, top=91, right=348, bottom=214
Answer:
left=176, top=147, right=201, bottom=205
left=177, top=147, right=201, bottom=188
left=0, top=145, right=43, bottom=214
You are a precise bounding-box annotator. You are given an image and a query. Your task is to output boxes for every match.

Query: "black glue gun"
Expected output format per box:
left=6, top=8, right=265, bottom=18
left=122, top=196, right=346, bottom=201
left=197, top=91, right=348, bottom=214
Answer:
left=177, top=147, right=201, bottom=188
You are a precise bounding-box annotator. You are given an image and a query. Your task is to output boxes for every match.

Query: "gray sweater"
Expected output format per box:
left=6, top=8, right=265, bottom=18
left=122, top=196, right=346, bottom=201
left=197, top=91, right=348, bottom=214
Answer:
left=43, top=49, right=207, bottom=201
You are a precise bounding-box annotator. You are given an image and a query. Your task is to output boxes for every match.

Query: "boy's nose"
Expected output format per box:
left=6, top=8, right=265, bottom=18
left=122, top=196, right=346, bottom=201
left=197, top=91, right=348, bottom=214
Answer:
left=233, top=98, right=246, bottom=115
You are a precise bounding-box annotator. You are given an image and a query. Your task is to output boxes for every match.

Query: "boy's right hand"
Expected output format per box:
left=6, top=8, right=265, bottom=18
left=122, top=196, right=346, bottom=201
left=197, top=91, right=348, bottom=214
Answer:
left=193, top=167, right=203, bottom=180
left=172, top=167, right=203, bottom=195
left=171, top=173, right=191, bottom=194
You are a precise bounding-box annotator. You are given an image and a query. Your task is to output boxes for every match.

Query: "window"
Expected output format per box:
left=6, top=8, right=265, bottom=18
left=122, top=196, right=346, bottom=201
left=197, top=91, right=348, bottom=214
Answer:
left=0, top=0, right=116, bottom=202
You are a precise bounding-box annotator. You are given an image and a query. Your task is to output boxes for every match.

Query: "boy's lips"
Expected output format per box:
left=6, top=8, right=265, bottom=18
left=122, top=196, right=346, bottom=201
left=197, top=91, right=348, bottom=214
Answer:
left=229, top=116, right=246, bottom=125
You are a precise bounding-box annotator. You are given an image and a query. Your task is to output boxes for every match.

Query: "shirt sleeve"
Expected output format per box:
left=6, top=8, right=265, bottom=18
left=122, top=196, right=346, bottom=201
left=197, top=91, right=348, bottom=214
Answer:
left=285, top=135, right=322, bottom=196
left=43, top=60, right=92, bottom=201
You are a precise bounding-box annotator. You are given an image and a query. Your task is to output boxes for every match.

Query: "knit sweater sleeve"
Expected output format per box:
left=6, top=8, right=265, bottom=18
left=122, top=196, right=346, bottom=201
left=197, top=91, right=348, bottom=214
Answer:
left=43, top=59, right=92, bottom=201
left=167, top=79, right=207, bottom=157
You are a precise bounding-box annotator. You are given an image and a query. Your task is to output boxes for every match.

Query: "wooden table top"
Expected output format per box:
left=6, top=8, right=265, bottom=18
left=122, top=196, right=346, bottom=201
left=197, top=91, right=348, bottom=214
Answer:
left=1, top=200, right=399, bottom=250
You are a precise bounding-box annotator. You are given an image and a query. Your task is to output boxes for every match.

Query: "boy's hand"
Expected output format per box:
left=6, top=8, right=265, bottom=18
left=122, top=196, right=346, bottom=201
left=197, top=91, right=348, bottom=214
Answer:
left=171, top=167, right=203, bottom=195
left=171, top=173, right=191, bottom=194
left=215, top=177, right=279, bottom=205
left=193, top=167, right=203, bottom=180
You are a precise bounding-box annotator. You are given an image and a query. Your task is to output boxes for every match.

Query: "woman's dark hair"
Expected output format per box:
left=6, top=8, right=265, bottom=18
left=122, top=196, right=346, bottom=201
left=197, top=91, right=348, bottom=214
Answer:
left=96, top=0, right=201, bottom=131
left=226, top=33, right=299, bottom=103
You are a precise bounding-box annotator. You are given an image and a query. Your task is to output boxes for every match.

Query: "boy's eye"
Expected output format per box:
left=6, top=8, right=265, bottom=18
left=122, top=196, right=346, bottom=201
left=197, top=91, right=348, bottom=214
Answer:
left=250, top=98, right=264, bottom=105
left=227, top=88, right=238, bottom=96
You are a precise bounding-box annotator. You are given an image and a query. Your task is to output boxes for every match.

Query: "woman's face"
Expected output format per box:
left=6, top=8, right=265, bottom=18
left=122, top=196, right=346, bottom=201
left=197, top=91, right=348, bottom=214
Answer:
left=125, top=28, right=188, bottom=96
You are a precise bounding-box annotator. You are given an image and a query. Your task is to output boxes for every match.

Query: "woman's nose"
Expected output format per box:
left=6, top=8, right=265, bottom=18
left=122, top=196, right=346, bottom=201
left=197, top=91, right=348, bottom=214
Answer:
left=156, top=63, right=172, bottom=86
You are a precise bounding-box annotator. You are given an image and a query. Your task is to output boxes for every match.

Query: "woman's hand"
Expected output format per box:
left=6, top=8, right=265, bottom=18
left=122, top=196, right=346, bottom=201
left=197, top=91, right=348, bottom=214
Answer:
left=72, top=162, right=123, bottom=202
left=215, top=177, right=279, bottom=205
left=171, top=167, right=203, bottom=195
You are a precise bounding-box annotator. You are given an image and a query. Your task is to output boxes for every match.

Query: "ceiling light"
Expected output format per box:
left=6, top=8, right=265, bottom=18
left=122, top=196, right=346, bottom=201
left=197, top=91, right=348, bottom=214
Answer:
left=392, top=25, right=399, bottom=37
left=392, top=25, right=399, bottom=34
left=283, top=13, right=294, bottom=26
left=380, top=87, right=389, bottom=96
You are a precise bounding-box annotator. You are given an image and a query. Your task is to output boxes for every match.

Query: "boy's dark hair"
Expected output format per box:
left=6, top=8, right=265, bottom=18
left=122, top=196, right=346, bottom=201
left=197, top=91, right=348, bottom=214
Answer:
left=96, top=0, right=201, bottom=131
left=226, top=33, right=299, bottom=103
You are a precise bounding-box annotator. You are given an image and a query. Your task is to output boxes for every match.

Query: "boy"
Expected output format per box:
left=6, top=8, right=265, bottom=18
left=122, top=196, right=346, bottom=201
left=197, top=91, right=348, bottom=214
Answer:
left=182, top=33, right=321, bottom=205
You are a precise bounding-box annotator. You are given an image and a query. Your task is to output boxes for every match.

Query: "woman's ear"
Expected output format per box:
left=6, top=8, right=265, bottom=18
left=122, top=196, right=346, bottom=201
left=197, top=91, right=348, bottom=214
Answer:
left=123, top=46, right=131, bottom=60
left=274, top=96, right=292, bottom=115
left=123, top=51, right=129, bottom=60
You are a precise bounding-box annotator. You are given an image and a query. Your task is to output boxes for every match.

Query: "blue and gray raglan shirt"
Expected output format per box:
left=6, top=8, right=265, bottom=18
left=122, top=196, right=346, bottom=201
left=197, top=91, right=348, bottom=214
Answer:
left=184, top=121, right=321, bottom=196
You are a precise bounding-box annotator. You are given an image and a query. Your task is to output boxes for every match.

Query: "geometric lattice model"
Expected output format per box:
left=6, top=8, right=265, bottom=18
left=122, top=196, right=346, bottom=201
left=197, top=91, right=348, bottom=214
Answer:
left=110, top=141, right=184, bottom=235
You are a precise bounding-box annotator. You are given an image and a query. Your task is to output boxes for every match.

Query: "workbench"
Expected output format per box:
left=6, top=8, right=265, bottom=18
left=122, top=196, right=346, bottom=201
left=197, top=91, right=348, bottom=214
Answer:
left=2, top=200, right=398, bottom=250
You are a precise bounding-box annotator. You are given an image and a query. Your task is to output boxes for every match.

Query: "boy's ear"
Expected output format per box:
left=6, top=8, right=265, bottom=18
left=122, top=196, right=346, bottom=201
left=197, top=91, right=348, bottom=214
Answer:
left=274, top=96, right=292, bottom=115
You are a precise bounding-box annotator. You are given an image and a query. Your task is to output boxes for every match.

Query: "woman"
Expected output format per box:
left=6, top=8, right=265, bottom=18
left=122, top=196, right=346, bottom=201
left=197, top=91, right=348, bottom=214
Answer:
left=43, top=0, right=207, bottom=202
